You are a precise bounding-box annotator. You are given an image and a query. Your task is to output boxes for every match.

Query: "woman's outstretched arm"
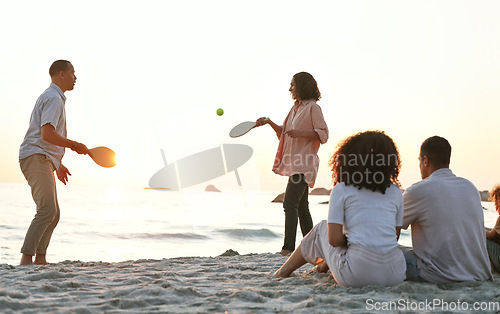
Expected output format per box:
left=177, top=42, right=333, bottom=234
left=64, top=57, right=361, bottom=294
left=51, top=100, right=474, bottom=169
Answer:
left=255, top=117, right=282, bottom=139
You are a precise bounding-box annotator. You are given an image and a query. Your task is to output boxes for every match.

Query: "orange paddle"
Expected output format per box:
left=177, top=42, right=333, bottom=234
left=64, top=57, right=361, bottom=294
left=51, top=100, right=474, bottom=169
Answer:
left=89, top=146, right=116, bottom=168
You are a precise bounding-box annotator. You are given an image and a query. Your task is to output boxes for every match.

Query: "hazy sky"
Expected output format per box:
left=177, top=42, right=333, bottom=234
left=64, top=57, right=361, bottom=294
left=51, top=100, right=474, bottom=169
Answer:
left=1, top=0, right=499, bottom=192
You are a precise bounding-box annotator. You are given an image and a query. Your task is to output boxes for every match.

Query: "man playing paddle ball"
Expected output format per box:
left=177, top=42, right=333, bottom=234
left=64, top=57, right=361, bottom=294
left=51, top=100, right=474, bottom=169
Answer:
left=18, top=60, right=89, bottom=265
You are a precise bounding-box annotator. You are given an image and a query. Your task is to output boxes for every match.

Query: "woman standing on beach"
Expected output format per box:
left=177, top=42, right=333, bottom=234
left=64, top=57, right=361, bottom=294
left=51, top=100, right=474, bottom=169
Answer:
left=274, top=131, right=406, bottom=287
left=255, top=72, right=328, bottom=256
left=486, top=185, right=500, bottom=273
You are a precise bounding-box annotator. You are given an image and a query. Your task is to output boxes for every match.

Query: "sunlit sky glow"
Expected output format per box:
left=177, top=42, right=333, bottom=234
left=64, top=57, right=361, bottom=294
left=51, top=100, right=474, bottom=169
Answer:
left=1, top=0, right=500, bottom=192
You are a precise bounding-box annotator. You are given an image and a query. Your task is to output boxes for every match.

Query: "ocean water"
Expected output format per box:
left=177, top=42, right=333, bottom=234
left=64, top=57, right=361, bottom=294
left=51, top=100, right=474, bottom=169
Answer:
left=0, top=182, right=497, bottom=266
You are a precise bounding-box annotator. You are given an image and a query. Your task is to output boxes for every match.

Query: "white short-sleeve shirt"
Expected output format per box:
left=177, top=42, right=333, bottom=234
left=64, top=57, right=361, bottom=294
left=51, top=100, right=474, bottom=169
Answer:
left=19, top=83, right=67, bottom=169
left=328, top=182, right=404, bottom=253
left=403, top=168, right=493, bottom=283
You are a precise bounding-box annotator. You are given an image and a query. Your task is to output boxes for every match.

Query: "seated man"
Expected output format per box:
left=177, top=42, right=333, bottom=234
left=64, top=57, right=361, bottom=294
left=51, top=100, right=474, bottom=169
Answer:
left=486, top=184, right=500, bottom=274
left=402, top=136, right=492, bottom=283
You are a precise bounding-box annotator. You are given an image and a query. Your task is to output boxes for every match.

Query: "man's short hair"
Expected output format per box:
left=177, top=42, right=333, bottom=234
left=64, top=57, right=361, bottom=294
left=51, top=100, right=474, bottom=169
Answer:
left=49, top=60, right=72, bottom=77
left=420, top=136, right=451, bottom=167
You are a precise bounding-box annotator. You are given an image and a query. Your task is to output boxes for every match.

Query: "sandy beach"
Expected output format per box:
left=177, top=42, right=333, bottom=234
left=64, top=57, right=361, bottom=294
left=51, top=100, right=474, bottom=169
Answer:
left=1, top=251, right=499, bottom=313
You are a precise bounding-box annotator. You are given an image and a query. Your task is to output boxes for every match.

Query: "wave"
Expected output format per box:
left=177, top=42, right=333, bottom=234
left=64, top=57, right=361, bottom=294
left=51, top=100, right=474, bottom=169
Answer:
left=112, top=233, right=210, bottom=240
left=215, top=228, right=280, bottom=240
left=0, top=224, right=17, bottom=230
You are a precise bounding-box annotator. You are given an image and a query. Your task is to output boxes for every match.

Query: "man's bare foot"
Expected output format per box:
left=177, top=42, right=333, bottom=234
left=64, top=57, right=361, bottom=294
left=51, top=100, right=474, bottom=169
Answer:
left=34, top=254, right=48, bottom=265
left=276, top=249, right=292, bottom=256
left=20, top=254, right=33, bottom=265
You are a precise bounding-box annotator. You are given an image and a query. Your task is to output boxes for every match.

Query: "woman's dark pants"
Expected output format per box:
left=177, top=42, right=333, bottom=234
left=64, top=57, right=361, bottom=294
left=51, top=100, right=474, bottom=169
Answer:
left=282, top=174, right=313, bottom=251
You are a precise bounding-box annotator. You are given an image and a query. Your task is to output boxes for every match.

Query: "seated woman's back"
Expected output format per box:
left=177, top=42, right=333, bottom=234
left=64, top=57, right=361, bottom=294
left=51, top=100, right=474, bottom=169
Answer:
left=329, top=182, right=403, bottom=254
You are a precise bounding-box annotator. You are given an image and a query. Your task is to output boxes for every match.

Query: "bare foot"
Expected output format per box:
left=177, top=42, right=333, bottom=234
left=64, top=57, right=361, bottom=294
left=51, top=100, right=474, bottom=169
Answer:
left=20, top=254, right=33, bottom=266
left=276, top=249, right=292, bottom=256
left=34, top=254, right=48, bottom=265
left=312, top=261, right=329, bottom=273
left=491, top=261, right=499, bottom=275
left=274, top=267, right=291, bottom=278
left=274, top=246, right=307, bottom=278
left=274, top=270, right=284, bottom=278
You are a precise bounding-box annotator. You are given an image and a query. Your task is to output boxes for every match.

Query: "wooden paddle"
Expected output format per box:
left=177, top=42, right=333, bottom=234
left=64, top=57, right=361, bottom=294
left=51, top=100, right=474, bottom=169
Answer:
left=229, top=118, right=268, bottom=138
left=89, top=147, right=116, bottom=168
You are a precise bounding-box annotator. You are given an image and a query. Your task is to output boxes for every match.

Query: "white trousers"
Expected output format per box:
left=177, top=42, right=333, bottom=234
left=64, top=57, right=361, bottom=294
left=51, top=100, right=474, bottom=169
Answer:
left=301, top=220, right=406, bottom=287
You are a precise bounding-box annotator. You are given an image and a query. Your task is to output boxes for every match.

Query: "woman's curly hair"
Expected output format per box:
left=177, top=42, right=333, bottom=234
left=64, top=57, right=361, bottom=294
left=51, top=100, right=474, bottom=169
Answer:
left=489, top=185, right=500, bottom=212
left=293, top=72, right=321, bottom=101
left=329, top=131, right=401, bottom=194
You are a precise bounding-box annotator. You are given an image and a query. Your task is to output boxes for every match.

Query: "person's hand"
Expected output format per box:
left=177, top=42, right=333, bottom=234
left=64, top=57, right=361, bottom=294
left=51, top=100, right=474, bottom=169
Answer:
left=71, top=142, right=90, bottom=155
left=255, top=117, right=269, bottom=127
left=285, top=130, right=305, bottom=138
left=56, top=165, right=71, bottom=185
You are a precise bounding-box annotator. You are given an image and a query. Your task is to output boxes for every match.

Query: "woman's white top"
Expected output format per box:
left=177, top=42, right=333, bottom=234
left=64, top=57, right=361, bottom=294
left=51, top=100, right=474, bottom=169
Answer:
left=328, top=182, right=403, bottom=253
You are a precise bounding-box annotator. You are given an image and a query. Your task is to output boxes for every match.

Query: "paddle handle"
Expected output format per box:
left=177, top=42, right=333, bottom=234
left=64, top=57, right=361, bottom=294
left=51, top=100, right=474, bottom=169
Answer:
left=256, top=117, right=269, bottom=125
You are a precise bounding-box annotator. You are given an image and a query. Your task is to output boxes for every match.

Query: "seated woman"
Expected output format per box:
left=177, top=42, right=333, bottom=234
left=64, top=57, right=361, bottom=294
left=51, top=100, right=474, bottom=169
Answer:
left=486, top=185, right=500, bottom=274
left=274, top=130, right=406, bottom=287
